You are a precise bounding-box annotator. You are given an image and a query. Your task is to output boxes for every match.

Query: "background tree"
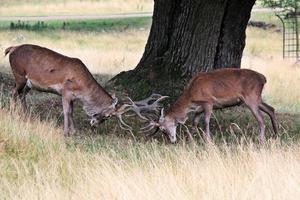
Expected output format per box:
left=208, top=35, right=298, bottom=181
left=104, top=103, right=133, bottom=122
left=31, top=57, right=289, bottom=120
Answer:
left=260, top=0, right=299, bottom=12
left=110, top=0, right=256, bottom=99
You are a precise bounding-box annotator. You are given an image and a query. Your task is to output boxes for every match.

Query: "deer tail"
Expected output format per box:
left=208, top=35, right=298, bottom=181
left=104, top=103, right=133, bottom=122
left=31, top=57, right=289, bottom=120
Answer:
left=4, top=46, right=19, bottom=56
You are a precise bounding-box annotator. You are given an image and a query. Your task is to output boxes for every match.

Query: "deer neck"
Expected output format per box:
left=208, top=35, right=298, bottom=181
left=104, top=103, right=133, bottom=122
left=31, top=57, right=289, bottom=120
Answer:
left=80, top=82, right=113, bottom=117
left=166, top=94, right=190, bottom=123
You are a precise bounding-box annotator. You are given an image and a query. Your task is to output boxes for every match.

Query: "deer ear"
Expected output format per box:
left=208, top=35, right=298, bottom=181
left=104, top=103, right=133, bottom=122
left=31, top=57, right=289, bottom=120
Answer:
left=111, top=93, right=118, bottom=106
left=161, top=108, right=165, bottom=117
left=112, top=96, right=118, bottom=107
left=159, top=108, right=165, bottom=122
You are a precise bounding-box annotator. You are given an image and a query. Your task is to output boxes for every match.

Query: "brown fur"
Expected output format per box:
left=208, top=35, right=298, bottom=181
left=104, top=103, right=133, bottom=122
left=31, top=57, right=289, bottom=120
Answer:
left=5, top=44, right=114, bottom=136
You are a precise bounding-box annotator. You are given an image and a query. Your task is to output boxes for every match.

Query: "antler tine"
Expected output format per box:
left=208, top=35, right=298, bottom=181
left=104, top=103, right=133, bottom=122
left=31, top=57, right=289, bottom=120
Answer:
left=150, top=95, right=169, bottom=110
left=131, top=93, right=164, bottom=106
left=132, top=94, right=158, bottom=105
left=139, top=125, right=155, bottom=133
left=117, top=120, right=135, bottom=139
left=119, top=122, right=132, bottom=132
left=125, top=96, right=135, bottom=105
left=123, top=96, right=150, bottom=120
left=151, top=93, right=162, bottom=98
left=133, top=109, right=148, bottom=120
left=116, top=100, right=137, bottom=115
left=116, top=114, right=133, bottom=130
left=140, top=122, right=155, bottom=130
left=139, top=121, right=159, bottom=133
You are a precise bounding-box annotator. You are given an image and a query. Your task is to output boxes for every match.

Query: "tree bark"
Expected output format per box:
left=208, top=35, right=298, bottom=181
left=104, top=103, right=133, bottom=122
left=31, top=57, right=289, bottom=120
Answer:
left=110, top=0, right=256, bottom=99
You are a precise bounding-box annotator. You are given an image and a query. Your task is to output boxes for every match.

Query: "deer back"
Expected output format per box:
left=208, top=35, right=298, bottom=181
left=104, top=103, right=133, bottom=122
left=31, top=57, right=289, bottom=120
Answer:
left=7, top=44, right=113, bottom=112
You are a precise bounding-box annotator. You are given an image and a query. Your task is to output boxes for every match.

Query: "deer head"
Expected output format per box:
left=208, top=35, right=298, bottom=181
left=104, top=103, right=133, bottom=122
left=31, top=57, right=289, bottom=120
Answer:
left=89, top=94, right=118, bottom=127
left=140, top=108, right=185, bottom=143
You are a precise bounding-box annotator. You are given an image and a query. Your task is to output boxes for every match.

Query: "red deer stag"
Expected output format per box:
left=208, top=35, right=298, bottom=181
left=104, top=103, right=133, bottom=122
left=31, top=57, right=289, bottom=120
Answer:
left=4, top=44, right=165, bottom=136
left=141, top=68, right=278, bottom=143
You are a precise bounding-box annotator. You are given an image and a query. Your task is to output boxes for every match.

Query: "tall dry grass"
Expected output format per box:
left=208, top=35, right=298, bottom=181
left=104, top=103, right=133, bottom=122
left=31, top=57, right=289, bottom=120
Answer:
left=0, top=29, right=148, bottom=74
left=1, top=107, right=300, bottom=199
left=0, top=0, right=154, bottom=16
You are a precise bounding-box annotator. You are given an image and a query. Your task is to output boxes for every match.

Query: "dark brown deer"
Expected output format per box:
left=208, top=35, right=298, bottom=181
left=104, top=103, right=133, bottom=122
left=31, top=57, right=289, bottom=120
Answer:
left=141, top=68, right=278, bottom=143
left=4, top=44, right=164, bottom=136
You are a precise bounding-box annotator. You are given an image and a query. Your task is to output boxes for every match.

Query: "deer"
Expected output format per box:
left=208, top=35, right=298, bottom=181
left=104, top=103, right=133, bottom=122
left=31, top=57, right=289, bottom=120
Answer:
left=140, top=68, right=278, bottom=143
left=4, top=44, right=166, bottom=136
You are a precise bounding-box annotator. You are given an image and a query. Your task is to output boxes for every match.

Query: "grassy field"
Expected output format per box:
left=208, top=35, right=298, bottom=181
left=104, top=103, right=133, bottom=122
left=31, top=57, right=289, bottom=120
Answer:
left=0, top=18, right=151, bottom=74
left=249, top=12, right=281, bottom=26
left=0, top=0, right=153, bottom=16
left=1, top=107, right=300, bottom=199
left=1, top=9, right=300, bottom=199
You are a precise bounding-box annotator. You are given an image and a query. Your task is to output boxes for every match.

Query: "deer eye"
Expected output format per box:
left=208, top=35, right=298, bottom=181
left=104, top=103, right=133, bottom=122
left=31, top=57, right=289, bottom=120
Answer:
left=92, top=114, right=100, bottom=118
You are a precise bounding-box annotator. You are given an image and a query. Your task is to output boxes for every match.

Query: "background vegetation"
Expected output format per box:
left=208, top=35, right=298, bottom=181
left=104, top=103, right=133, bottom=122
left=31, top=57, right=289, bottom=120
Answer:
left=0, top=1, right=300, bottom=199
left=0, top=0, right=153, bottom=16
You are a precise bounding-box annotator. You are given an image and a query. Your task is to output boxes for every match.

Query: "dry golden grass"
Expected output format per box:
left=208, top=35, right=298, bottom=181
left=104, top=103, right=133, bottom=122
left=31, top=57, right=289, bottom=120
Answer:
left=0, top=0, right=154, bottom=16
left=1, top=107, right=300, bottom=200
left=0, top=29, right=148, bottom=74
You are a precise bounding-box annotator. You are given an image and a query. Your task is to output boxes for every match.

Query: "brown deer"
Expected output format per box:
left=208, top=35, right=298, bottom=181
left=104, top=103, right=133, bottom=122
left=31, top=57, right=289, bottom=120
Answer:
left=141, top=68, right=278, bottom=143
left=4, top=44, right=165, bottom=136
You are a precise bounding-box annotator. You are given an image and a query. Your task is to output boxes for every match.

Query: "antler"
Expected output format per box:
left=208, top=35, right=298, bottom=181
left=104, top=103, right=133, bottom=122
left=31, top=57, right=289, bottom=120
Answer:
left=113, top=93, right=168, bottom=135
left=115, top=93, right=168, bottom=120
left=125, top=93, right=168, bottom=119
left=139, top=108, right=165, bottom=135
left=139, top=120, right=160, bottom=133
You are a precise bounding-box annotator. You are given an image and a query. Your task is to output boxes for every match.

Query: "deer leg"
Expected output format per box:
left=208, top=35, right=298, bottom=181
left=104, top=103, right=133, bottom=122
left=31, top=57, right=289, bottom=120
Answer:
left=193, top=112, right=202, bottom=127
left=259, top=101, right=278, bottom=136
left=69, top=100, right=75, bottom=133
left=247, top=104, right=266, bottom=143
left=203, top=103, right=213, bottom=142
left=62, top=96, right=72, bottom=137
left=191, top=106, right=204, bottom=134
left=12, top=79, right=27, bottom=109
left=189, top=112, right=202, bottom=140
left=20, top=85, right=31, bottom=111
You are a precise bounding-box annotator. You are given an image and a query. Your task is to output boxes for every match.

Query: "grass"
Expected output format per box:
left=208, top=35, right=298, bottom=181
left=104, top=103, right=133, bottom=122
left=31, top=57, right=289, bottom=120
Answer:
left=0, top=0, right=154, bottom=16
left=1, top=9, right=300, bottom=199
left=0, top=17, right=152, bottom=32
left=0, top=18, right=150, bottom=75
left=250, top=12, right=282, bottom=27
left=1, top=107, right=300, bottom=199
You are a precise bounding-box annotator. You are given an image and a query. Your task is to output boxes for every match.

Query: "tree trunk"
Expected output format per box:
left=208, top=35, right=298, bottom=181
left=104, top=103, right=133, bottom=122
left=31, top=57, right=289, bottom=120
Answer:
left=110, top=0, right=256, bottom=99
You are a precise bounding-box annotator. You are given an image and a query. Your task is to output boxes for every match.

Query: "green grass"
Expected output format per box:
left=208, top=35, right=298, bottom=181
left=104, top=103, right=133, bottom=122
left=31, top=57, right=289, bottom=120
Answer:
left=0, top=17, right=152, bottom=32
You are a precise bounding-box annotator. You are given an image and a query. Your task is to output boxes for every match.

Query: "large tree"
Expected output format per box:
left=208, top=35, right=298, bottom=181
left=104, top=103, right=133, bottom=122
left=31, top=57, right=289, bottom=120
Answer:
left=110, top=0, right=256, bottom=99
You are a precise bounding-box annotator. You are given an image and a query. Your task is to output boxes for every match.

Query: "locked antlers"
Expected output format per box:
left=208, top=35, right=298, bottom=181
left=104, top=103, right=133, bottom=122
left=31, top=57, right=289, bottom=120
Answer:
left=139, top=108, right=165, bottom=133
left=114, top=94, right=168, bottom=132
